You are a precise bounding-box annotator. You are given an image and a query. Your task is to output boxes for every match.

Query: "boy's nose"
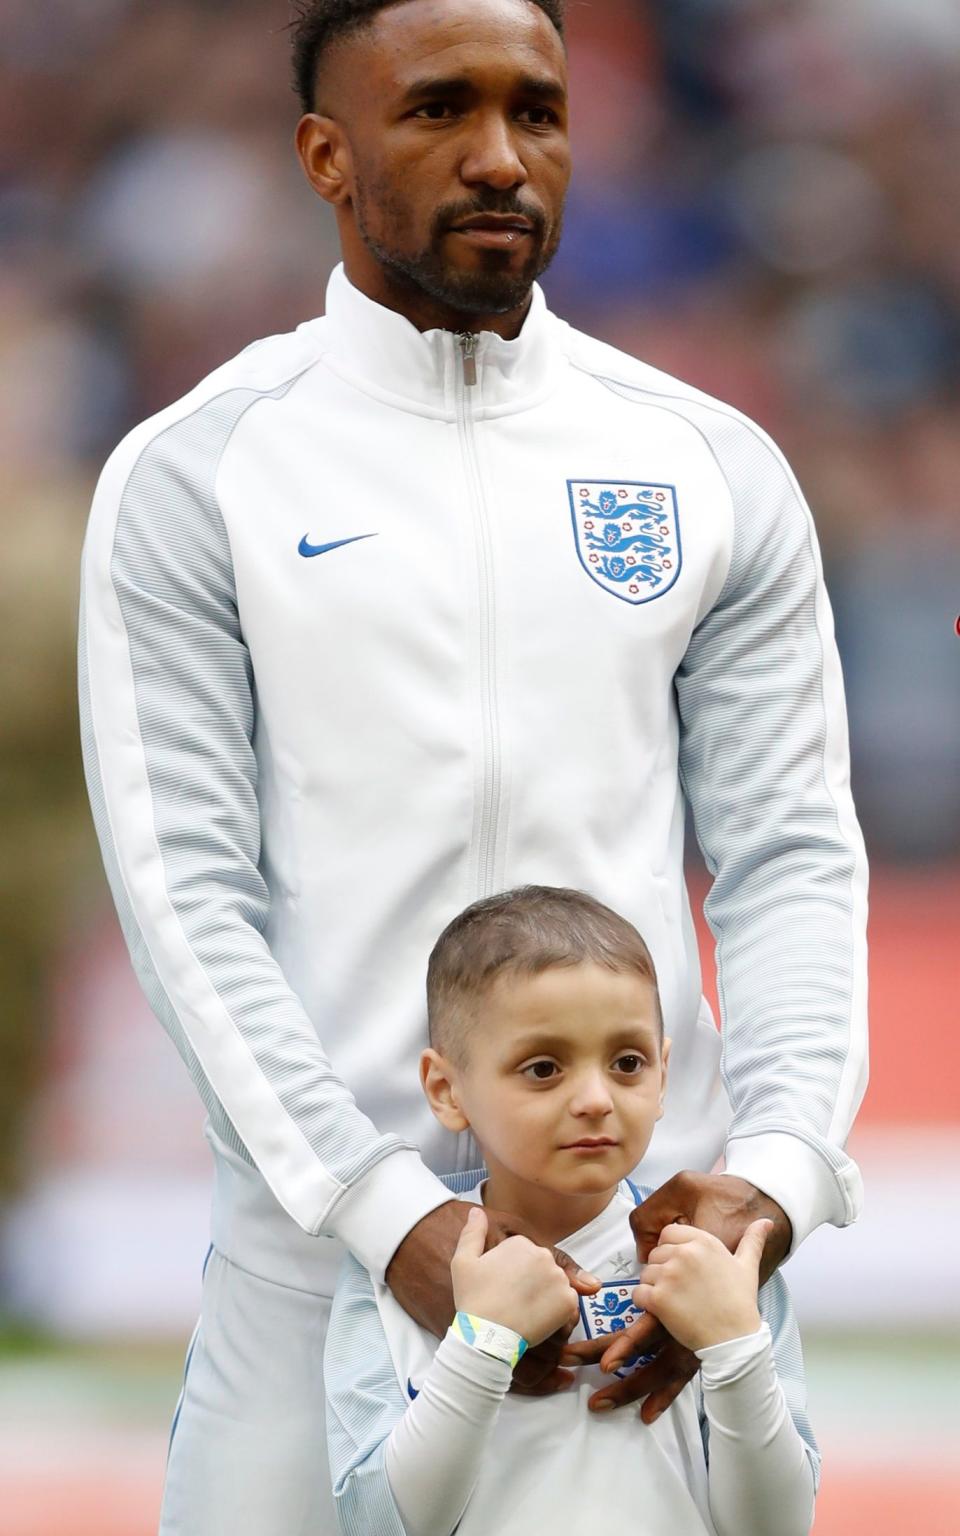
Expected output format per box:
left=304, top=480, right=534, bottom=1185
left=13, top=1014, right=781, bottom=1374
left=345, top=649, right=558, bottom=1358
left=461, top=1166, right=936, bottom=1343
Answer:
left=569, top=1072, right=615, bottom=1117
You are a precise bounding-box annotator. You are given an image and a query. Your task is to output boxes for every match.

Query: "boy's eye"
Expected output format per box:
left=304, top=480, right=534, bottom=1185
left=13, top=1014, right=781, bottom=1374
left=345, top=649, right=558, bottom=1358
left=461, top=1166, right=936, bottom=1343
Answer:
left=522, top=1060, right=559, bottom=1081
left=613, top=1054, right=645, bottom=1075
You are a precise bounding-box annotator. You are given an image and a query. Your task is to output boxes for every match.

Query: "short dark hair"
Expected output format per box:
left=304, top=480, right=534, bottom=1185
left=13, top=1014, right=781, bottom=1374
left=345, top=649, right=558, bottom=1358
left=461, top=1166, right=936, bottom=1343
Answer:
left=427, top=886, right=661, bottom=1063
left=290, top=0, right=566, bottom=115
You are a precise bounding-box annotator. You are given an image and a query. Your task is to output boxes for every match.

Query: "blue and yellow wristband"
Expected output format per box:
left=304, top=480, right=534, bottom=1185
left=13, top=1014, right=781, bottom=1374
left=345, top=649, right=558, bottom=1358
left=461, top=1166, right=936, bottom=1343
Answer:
left=452, top=1312, right=529, bottom=1370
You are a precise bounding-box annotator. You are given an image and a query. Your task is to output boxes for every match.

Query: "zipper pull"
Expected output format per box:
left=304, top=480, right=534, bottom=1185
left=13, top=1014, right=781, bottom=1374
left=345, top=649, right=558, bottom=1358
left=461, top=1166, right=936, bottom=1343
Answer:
left=458, top=332, right=479, bottom=387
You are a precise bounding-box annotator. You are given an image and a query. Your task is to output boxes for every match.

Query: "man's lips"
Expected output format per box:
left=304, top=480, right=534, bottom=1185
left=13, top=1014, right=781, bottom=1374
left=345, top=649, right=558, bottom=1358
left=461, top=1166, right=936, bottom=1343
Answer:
left=449, top=214, right=536, bottom=249
left=451, top=213, right=535, bottom=233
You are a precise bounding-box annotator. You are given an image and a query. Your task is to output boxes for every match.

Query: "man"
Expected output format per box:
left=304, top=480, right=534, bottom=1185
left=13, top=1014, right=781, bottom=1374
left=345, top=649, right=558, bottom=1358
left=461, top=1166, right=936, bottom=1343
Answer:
left=79, top=1, right=868, bottom=1532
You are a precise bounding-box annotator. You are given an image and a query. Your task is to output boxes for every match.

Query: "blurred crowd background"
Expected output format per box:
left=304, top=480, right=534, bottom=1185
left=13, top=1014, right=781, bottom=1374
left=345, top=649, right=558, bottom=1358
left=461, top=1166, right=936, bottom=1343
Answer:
left=1, top=1, right=958, bottom=1533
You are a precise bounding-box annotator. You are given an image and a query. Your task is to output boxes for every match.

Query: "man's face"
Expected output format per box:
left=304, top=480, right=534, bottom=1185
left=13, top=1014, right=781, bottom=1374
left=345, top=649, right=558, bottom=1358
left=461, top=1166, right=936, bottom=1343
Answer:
left=318, top=0, right=571, bottom=319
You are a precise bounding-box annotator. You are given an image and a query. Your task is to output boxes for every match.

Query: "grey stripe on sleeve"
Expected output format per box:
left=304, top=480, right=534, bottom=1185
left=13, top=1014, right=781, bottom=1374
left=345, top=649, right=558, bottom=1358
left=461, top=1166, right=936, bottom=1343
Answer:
left=600, top=379, right=865, bottom=1180
left=324, top=1254, right=409, bottom=1536
left=760, top=1273, right=821, bottom=1487
left=81, top=380, right=412, bottom=1206
left=80, top=592, right=248, bottom=1158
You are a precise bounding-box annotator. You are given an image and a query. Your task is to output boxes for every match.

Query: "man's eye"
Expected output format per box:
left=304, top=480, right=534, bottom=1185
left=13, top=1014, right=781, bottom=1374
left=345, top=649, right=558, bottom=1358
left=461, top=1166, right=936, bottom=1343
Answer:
left=522, top=1060, right=559, bottom=1081
left=520, top=107, right=559, bottom=126
left=613, top=1054, right=645, bottom=1075
left=413, top=103, right=455, bottom=121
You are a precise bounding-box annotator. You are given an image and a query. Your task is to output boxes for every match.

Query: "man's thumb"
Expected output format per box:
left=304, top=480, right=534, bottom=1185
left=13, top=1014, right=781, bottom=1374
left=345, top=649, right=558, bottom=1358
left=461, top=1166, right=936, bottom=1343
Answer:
left=453, top=1205, right=488, bottom=1261
left=554, top=1245, right=601, bottom=1294
left=735, top=1218, right=773, bottom=1273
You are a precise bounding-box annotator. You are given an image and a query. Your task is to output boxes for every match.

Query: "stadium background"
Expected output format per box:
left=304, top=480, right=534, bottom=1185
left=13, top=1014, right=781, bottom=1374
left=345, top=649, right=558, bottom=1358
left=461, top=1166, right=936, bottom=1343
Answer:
left=1, top=1, right=958, bottom=1531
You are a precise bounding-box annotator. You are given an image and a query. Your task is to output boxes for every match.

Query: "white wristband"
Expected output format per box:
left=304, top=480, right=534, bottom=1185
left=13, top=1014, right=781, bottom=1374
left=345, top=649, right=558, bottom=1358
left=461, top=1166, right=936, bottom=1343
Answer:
left=452, top=1312, right=528, bottom=1369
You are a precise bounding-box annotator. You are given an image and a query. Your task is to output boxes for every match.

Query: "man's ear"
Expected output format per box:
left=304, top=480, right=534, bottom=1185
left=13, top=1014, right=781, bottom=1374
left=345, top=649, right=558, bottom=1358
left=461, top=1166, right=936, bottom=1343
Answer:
left=420, top=1049, right=470, bottom=1134
left=656, top=1036, right=671, bottom=1121
left=295, top=114, right=353, bottom=206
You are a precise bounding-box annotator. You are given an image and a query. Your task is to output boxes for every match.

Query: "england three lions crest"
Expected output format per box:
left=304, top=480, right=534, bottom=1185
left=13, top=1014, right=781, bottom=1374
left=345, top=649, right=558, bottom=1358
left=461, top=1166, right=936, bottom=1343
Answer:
left=579, top=1281, right=656, bottom=1379
left=568, top=480, right=682, bottom=605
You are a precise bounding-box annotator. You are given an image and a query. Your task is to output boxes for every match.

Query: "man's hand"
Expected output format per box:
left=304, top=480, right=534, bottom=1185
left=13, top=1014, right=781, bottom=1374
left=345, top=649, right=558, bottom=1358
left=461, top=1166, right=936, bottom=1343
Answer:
left=561, top=1172, right=791, bottom=1420
left=386, top=1202, right=600, bottom=1394
left=630, top=1172, right=791, bottom=1284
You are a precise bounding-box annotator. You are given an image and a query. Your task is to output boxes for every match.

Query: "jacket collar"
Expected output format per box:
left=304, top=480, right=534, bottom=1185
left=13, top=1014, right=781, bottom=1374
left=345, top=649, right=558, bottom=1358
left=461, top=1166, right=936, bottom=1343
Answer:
left=316, top=263, right=560, bottom=419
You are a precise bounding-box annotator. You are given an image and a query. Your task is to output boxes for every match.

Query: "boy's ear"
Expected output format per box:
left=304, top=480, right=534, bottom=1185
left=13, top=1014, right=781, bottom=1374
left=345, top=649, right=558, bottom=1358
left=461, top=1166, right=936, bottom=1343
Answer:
left=656, top=1036, right=671, bottom=1121
left=420, top=1049, right=470, bottom=1134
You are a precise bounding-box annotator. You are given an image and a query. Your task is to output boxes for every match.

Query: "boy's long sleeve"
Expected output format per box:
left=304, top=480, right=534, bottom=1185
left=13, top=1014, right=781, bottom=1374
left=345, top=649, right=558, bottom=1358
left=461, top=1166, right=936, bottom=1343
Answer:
left=696, top=1327, right=815, bottom=1536
left=695, top=1269, right=820, bottom=1536
left=384, top=1333, right=512, bottom=1536
left=79, top=386, right=449, bottom=1277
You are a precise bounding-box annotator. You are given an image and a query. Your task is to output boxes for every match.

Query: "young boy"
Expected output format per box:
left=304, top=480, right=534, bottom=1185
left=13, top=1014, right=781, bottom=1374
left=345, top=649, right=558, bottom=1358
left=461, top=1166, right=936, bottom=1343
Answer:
left=324, top=887, right=819, bottom=1536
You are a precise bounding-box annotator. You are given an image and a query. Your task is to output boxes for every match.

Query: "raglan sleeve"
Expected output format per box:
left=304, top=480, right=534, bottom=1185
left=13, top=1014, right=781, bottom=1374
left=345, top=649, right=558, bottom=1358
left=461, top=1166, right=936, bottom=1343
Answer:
left=325, top=1255, right=513, bottom=1536
left=78, top=395, right=450, bottom=1278
left=675, top=408, right=868, bottom=1251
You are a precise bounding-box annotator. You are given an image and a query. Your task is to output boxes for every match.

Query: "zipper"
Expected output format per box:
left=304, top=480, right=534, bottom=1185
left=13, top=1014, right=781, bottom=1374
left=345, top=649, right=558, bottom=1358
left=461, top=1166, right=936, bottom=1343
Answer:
left=456, top=332, right=502, bottom=899
left=458, top=330, right=479, bottom=387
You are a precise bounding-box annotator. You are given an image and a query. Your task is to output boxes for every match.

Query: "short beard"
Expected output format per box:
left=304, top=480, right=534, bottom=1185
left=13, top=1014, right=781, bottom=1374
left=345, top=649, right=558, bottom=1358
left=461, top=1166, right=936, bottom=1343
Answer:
left=355, top=180, right=563, bottom=319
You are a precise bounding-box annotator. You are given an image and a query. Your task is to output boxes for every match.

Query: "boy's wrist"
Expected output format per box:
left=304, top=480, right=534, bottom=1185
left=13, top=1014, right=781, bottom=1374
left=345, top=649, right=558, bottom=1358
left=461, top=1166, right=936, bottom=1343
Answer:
left=690, top=1306, right=763, bottom=1353
left=452, top=1311, right=529, bottom=1370
left=696, top=1321, right=772, bottom=1383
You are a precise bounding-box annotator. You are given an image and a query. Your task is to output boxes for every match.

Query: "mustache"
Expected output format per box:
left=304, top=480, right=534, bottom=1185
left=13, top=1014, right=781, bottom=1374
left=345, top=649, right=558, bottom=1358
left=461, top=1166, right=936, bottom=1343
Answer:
left=434, top=195, right=547, bottom=236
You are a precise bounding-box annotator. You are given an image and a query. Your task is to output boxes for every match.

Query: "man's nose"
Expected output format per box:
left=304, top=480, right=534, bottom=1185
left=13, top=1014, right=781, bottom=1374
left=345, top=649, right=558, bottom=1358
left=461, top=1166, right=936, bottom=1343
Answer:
left=460, top=113, right=527, bottom=190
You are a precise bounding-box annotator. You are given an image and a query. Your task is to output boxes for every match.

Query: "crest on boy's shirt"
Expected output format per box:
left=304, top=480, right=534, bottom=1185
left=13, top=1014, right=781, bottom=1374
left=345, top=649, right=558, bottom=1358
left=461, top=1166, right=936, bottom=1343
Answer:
left=567, top=480, right=682, bottom=606
left=579, top=1281, right=656, bottom=1379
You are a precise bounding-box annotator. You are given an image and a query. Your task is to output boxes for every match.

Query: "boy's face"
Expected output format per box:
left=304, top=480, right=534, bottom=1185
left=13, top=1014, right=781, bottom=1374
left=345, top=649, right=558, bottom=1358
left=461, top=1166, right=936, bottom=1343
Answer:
left=423, top=963, right=668, bottom=1207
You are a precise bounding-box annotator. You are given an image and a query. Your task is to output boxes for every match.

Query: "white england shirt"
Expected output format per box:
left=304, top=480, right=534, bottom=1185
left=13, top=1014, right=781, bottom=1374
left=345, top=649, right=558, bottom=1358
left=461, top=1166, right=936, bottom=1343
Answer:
left=324, top=1178, right=819, bottom=1536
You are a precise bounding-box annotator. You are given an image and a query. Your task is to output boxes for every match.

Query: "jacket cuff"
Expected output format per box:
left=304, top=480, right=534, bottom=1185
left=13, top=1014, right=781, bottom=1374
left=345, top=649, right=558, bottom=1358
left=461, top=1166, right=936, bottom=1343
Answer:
left=723, top=1131, right=863, bottom=1255
left=327, top=1150, right=455, bottom=1282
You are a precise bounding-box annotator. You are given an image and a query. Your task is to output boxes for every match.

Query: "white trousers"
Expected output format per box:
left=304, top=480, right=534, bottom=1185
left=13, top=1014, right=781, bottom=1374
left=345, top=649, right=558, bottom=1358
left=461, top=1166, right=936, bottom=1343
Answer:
left=160, top=1248, right=338, bottom=1536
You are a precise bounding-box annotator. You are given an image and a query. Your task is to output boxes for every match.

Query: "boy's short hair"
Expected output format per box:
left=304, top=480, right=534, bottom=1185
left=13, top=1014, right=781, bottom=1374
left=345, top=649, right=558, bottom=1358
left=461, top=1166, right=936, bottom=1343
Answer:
left=427, top=885, right=660, bottom=1063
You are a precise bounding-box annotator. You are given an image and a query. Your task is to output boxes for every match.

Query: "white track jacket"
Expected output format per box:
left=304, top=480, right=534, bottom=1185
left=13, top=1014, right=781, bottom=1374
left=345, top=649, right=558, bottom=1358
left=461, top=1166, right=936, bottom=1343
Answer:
left=80, top=266, right=868, bottom=1292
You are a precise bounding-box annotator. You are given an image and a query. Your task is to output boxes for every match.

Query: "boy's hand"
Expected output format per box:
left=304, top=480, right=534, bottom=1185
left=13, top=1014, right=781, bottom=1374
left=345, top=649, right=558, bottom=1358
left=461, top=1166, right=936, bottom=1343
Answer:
left=561, top=1172, right=789, bottom=1418
left=632, top=1219, right=770, bottom=1352
left=387, top=1202, right=600, bottom=1391
left=451, top=1208, right=581, bottom=1346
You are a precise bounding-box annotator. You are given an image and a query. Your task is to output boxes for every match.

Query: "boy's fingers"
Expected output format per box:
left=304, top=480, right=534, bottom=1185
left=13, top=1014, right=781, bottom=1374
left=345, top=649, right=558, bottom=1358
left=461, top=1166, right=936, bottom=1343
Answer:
left=656, top=1222, right=700, bottom=1246
left=452, top=1205, right=488, bottom=1261
left=735, top=1218, right=773, bottom=1274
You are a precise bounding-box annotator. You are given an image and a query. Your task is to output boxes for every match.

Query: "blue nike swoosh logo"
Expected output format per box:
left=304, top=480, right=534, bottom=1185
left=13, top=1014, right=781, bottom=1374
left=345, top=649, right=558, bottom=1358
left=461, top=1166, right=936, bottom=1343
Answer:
left=407, top=1379, right=420, bottom=1401
left=298, top=533, right=378, bottom=559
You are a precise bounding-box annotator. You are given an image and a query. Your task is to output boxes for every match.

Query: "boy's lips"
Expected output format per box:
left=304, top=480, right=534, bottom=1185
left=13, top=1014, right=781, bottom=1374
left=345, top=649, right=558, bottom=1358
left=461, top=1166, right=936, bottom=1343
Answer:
left=563, top=1137, right=619, bottom=1149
